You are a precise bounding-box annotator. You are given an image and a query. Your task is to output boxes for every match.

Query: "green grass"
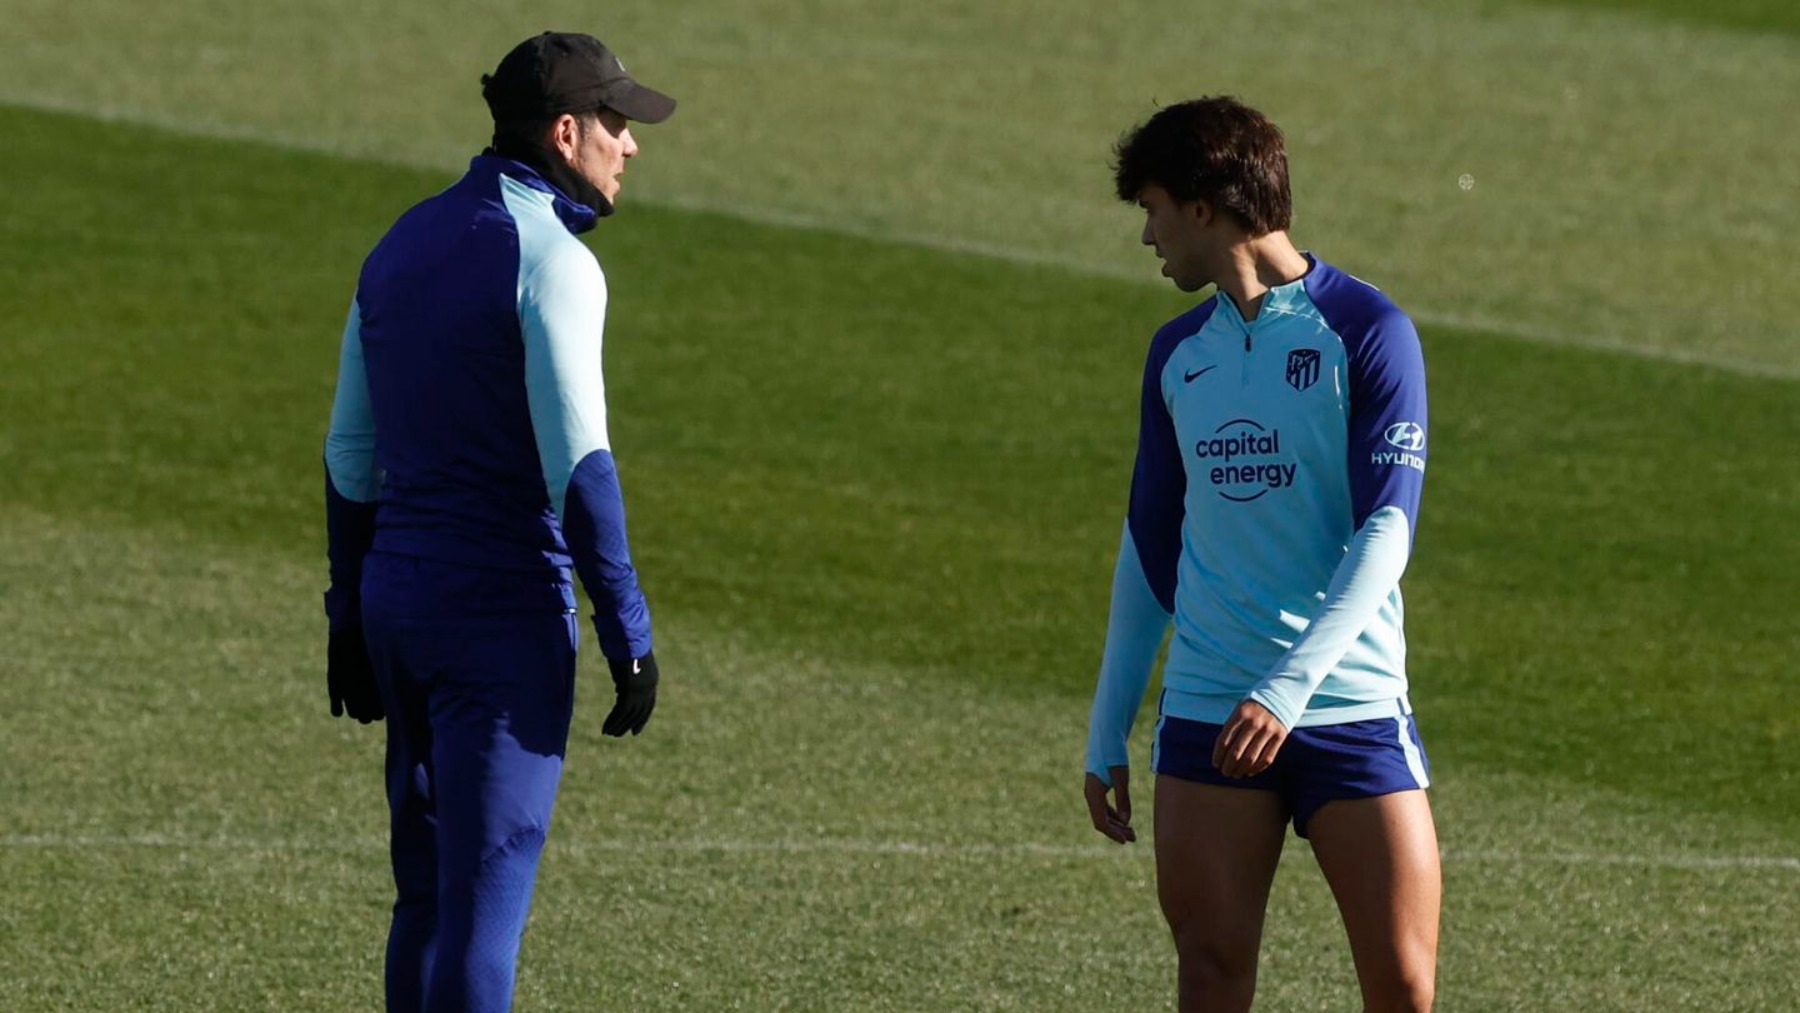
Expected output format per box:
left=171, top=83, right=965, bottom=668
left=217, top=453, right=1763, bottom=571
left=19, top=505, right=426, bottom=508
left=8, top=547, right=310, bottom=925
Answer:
left=2, top=97, right=1798, bottom=1012
left=6, top=514, right=1797, bottom=1011
left=3, top=101, right=1796, bottom=826
left=4, top=2, right=1799, bottom=1009
left=3, top=0, right=1799, bottom=376
left=1530, top=0, right=1800, bottom=36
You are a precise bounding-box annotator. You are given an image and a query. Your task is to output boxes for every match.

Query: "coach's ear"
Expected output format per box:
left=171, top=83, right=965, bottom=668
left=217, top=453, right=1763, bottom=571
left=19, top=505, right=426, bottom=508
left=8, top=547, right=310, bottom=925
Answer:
left=547, top=112, right=584, bottom=165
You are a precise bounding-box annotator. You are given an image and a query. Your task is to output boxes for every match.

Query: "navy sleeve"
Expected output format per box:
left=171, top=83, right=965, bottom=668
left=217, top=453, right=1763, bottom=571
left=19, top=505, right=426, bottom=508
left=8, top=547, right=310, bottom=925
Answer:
left=324, top=476, right=377, bottom=631
left=1345, top=310, right=1428, bottom=532
left=1126, top=311, right=1201, bottom=611
left=562, top=450, right=652, bottom=659
left=1306, top=268, right=1429, bottom=534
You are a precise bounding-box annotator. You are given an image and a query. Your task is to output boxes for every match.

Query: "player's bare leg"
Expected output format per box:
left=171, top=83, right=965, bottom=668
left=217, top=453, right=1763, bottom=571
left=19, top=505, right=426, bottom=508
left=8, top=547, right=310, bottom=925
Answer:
left=1154, top=776, right=1288, bottom=1013
left=1307, top=790, right=1440, bottom=1013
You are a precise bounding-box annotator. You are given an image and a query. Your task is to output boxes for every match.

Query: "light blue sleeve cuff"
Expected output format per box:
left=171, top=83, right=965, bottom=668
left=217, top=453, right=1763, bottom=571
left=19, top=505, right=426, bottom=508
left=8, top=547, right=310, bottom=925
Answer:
left=1084, top=522, right=1172, bottom=784
left=1248, top=505, right=1412, bottom=729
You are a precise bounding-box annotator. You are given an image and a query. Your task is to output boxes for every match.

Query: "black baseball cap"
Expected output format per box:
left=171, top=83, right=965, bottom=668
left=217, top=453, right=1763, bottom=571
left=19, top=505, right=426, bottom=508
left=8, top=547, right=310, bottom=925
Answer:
left=481, top=32, right=676, bottom=124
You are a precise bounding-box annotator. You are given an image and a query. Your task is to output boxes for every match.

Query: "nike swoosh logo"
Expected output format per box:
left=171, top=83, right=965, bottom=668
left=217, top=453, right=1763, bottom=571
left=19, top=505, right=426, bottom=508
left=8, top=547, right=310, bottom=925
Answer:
left=1184, top=365, right=1217, bottom=383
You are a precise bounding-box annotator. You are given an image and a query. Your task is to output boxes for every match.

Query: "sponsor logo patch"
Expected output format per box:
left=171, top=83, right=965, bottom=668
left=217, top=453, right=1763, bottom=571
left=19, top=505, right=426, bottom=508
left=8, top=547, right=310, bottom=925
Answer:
left=1375, top=421, right=1427, bottom=471
left=1195, top=418, right=1297, bottom=502
left=1384, top=421, right=1425, bottom=451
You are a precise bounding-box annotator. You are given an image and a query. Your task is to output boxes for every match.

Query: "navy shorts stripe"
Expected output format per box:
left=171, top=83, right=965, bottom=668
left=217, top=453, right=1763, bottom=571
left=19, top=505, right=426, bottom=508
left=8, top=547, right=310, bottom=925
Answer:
left=1153, top=713, right=1429, bottom=838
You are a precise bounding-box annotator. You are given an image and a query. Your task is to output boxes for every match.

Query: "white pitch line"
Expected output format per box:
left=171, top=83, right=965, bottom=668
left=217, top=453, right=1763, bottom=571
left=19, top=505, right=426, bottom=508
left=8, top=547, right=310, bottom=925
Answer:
left=4, top=833, right=1796, bottom=872
left=1440, top=849, right=1800, bottom=873
left=3, top=92, right=1796, bottom=383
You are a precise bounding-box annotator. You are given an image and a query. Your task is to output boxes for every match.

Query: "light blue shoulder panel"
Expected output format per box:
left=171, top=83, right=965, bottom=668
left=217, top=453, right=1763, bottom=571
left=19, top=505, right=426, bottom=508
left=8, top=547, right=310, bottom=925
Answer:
left=501, top=175, right=612, bottom=523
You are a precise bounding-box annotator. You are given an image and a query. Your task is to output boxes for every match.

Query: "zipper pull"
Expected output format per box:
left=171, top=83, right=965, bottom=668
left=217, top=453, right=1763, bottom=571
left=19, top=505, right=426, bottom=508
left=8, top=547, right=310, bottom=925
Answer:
left=1244, top=332, right=1252, bottom=352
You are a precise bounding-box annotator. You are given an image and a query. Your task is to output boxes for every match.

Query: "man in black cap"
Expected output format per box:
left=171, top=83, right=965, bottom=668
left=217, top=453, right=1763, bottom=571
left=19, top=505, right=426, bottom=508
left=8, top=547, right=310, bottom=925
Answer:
left=321, top=31, right=675, bottom=1012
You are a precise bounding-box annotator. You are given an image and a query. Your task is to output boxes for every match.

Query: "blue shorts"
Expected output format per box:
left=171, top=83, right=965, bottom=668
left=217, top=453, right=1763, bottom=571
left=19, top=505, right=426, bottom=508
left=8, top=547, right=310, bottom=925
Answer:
left=1152, top=712, right=1431, bottom=838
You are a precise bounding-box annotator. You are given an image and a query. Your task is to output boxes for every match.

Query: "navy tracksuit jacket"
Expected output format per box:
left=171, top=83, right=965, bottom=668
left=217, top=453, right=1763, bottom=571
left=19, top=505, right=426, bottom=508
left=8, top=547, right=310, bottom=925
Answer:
left=323, top=154, right=650, bottom=1012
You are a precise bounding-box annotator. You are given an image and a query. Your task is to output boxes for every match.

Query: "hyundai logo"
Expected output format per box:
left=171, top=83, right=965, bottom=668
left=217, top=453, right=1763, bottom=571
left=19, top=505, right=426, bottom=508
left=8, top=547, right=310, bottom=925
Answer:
left=1383, top=421, right=1426, bottom=452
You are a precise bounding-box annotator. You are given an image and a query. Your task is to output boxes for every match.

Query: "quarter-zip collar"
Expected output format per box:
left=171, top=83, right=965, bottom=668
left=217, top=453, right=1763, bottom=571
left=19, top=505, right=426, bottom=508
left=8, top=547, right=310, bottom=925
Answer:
left=470, top=154, right=600, bottom=234
left=1212, top=253, right=1318, bottom=337
left=1207, top=253, right=1317, bottom=361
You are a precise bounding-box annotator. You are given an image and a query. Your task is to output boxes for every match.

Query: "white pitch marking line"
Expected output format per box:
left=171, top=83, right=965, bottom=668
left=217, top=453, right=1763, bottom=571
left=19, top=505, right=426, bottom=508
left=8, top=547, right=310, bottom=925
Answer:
left=2, top=92, right=1795, bottom=383
left=3, top=834, right=1796, bottom=872
left=1441, top=849, right=1800, bottom=872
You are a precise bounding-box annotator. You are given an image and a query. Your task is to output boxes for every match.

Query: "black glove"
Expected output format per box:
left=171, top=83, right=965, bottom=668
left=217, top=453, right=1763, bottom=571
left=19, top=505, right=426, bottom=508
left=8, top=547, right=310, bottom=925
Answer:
left=328, top=628, right=385, bottom=724
left=603, top=651, right=659, bottom=737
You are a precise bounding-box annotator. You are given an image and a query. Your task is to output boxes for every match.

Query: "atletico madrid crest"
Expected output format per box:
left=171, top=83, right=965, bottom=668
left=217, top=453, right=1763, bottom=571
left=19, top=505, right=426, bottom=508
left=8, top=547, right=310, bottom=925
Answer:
left=1286, top=348, right=1321, bottom=391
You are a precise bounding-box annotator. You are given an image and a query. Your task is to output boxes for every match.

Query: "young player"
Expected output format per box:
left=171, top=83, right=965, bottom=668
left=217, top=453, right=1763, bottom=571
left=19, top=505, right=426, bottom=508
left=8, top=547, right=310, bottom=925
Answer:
left=1082, top=97, right=1439, bottom=1013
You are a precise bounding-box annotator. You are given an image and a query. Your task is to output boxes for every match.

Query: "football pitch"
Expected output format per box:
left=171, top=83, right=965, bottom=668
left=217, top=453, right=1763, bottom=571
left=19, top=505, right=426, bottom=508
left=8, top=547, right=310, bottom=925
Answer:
left=2, top=1, right=1796, bottom=1009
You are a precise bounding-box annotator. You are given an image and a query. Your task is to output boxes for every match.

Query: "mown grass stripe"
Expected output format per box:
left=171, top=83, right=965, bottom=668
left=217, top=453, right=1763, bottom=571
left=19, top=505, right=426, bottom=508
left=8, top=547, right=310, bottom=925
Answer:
left=2, top=83, right=1796, bottom=381
left=9, top=835, right=1797, bottom=874
left=4, top=90, right=1797, bottom=1012
left=7, top=0, right=1799, bottom=376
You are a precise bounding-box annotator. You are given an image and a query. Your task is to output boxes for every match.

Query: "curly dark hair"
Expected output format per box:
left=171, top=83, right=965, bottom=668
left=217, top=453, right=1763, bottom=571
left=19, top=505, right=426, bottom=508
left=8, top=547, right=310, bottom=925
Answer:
left=1113, top=96, right=1293, bottom=235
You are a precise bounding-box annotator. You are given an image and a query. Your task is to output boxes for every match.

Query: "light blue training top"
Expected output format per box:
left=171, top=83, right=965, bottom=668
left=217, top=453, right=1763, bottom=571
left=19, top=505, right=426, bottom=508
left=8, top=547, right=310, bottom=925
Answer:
left=1085, top=255, right=1429, bottom=783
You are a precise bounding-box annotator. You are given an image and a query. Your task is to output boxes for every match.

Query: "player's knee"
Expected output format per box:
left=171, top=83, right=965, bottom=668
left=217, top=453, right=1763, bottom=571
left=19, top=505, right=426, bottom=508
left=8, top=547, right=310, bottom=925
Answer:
left=1174, top=958, right=1256, bottom=1013
left=483, top=825, right=548, bottom=887
left=1363, top=972, right=1434, bottom=1013
left=1169, top=926, right=1258, bottom=1007
left=1369, top=936, right=1437, bottom=1012
left=466, top=826, right=549, bottom=918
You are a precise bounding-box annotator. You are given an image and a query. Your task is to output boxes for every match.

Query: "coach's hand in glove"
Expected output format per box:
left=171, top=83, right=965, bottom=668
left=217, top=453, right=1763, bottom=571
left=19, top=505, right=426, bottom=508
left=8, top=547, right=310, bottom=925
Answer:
left=603, top=651, right=659, bottom=737
left=327, top=628, right=385, bottom=724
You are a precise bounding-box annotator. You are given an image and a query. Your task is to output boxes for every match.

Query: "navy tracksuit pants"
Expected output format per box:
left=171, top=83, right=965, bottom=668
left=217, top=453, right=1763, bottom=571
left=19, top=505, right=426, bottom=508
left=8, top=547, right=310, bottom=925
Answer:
left=361, top=553, right=578, bottom=1013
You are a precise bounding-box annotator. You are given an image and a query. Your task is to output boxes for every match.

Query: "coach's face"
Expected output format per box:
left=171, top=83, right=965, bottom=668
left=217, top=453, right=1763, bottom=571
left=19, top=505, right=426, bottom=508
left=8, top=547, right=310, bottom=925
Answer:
left=554, top=107, right=639, bottom=205
left=1136, top=184, right=1215, bottom=293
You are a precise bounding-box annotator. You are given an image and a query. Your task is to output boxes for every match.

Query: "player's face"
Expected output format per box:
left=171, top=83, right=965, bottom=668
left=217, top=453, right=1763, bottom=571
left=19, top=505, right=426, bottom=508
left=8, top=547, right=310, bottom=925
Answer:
left=1136, top=184, right=1214, bottom=293
left=570, top=108, right=639, bottom=205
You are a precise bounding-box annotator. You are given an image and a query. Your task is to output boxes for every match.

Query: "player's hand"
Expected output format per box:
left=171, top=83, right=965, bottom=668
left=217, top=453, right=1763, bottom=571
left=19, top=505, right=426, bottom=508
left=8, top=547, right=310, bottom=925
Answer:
left=603, top=651, right=659, bottom=737
left=1084, top=767, right=1137, bottom=844
left=327, top=628, right=385, bottom=724
left=1213, top=699, right=1287, bottom=777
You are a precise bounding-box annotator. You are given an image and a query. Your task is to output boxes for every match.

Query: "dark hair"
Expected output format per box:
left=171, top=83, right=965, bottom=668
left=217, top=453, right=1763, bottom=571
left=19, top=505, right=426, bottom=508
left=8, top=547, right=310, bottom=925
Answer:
left=1112, top=96, right=1293, bottom=235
